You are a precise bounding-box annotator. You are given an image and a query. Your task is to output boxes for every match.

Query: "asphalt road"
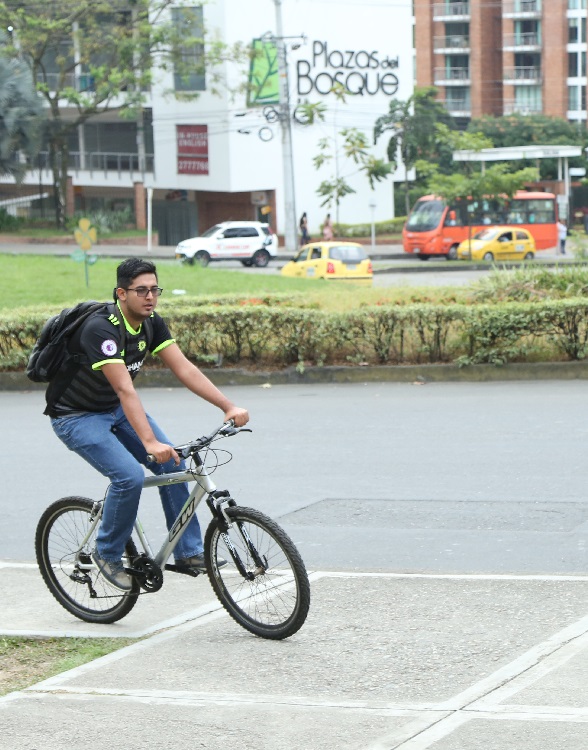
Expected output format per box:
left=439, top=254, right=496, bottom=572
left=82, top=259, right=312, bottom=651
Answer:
left=4, top=380, right=588, bottom=574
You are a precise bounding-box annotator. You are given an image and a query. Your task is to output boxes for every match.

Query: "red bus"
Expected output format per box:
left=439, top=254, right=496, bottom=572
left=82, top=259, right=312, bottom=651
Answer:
left=402, top=191, right=558, bottom=260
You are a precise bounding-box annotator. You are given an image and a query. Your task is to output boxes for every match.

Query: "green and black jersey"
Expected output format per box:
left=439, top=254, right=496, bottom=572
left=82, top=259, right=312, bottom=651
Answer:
left=48, top=303, right=174, bottom=418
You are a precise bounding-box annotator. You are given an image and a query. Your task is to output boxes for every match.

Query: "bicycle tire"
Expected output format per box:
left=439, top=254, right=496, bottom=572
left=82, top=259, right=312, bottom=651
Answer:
left=204, top=506, right=310, bottom=639
left=35, top=496, right=139, bottom=624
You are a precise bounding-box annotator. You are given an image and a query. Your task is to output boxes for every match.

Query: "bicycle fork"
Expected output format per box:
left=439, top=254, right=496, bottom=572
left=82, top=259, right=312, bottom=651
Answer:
left=207, top=491, right=268, bottom=580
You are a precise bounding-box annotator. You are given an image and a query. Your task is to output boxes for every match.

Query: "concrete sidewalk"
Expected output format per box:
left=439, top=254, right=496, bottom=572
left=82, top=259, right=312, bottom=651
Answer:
left=2, top=561, right=588, bottom=749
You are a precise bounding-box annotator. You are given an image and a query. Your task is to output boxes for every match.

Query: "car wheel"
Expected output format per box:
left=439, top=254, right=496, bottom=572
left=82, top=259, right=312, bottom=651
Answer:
left=252, top=249, right=270, bottom=267
left=483, top=252, right=494, bottom=261
left=446, top=244, right=459, bottom=261
left=194, top=251, right=211, bottom=267
left=241, top=260, right=253, bottom=267
left=417, top=254, right=429, bottom=261
left=524, top=252, right=534, bottom=260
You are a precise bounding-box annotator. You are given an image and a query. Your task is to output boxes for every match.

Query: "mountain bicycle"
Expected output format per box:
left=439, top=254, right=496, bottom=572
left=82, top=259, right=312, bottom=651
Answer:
left=35, top=421, right=310, bottom=640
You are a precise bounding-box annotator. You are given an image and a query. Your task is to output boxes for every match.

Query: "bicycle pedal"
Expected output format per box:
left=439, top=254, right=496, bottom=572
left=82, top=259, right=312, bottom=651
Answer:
left=164, top=563, right=201, bottom=578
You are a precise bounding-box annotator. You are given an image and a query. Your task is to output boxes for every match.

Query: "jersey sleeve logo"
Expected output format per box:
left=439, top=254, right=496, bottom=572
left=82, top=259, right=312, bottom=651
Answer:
left=101, top=339, right=118, bottom=356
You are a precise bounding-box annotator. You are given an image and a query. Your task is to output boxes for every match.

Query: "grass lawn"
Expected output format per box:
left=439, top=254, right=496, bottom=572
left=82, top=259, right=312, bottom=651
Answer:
left=0, top=254, right=467, bottom=312
left=0, top=636, right=136, bottom=696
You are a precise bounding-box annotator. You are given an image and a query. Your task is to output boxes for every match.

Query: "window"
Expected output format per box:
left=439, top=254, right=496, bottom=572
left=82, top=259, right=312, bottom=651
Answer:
left=569, top=85, right=579, bottom=110
left=407, top=200, right=445, bottom=231
left=445, top=87, right=470, bottom=111
left=446, top=54, right=469, bottom=79
left=515, top=85, right=542, bottom=113
left=172, top=7, right=205, bottom=92
left=508, top=198, right=555, bottom=224
left=568, top=0, right=587, bottom=9
left=516, top=19, right=540, bottom=45
left=568, top=85, right=586, bottom=112
left=568, top=51, right=587, bottom=76
left=569, top=19, right=580, bottom=43
left=329, top=245, right=368, bottom=262
left=39, top=40, right=75, bottom=90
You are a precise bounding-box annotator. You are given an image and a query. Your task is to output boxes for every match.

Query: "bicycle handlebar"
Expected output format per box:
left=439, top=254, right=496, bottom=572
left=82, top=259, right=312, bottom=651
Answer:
left=146, top=420, right=251, bottom=463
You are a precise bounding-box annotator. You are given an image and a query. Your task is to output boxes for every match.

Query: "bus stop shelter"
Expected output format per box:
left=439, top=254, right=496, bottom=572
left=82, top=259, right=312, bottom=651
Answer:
left=452, top=145, right=582, bottom=219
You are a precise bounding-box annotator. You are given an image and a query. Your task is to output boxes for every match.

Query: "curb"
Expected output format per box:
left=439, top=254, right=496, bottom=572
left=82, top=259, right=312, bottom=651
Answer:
left=4, top=361, right=588, bottom=391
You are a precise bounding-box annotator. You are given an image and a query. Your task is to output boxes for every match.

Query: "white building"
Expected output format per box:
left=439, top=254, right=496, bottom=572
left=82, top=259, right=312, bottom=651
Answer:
left=3, top=0, right=414, bottom=249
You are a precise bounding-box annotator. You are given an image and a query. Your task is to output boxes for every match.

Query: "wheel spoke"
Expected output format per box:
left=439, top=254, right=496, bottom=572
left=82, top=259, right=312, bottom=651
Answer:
left=205, top=507, right=310, bottom=639
left=36, top=497, right=139, bottom=624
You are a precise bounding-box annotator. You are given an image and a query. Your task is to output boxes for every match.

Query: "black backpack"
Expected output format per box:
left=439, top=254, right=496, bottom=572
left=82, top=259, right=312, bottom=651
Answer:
left=27, top=301, right=154, bottom=416
left=26, top=301, right=115, bottom=383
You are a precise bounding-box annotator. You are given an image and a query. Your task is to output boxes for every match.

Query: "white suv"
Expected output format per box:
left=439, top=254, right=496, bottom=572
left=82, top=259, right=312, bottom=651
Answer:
left=175, top=221, right=278, bottom=267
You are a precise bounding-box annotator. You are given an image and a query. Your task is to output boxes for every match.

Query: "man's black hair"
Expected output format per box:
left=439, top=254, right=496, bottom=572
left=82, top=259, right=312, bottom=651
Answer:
left=114, top=258, right=158, bottom=300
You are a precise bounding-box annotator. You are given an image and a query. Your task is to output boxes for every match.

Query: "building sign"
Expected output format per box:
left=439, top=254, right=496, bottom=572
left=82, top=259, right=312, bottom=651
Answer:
left=247, top=38, right=279, bottom=106
left=247, top=37, right=400, bottom=105
left=297, top=41, right=399, bottom=97
left=177, top=125, right=209, bottom=175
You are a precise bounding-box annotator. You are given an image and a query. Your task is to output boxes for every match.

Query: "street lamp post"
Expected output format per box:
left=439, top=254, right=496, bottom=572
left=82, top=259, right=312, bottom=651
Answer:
left=369, top=201, right=376, bottom=255
left=273, top=0, right=298, bottom=254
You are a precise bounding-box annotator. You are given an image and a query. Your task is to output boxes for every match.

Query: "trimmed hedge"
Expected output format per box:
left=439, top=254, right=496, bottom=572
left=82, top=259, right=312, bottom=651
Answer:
left=3, top=296, right=588, bottom=371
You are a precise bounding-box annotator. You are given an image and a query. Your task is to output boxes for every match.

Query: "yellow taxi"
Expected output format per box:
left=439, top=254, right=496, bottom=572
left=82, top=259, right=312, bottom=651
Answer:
left=281, top=241, right=373, bottom=285
left=457, top=227, right=536, bottom=261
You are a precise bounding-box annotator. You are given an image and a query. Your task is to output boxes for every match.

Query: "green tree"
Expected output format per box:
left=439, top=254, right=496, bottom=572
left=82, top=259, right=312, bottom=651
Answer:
left=313, top=127, right=392, bottom=221
left=373, top=87, right=455, bottom=215
left=468, top=114, right=586, bottom=179
left=0, top=1, right=244, bottom=227
left=0, top=55, right=42, bottom=180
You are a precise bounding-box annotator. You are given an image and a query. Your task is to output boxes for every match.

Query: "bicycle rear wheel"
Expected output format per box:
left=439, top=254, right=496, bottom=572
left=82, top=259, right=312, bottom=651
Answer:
left=35, top=496, right=139, bottom=624
left=204, top=506, right=310, bottom=639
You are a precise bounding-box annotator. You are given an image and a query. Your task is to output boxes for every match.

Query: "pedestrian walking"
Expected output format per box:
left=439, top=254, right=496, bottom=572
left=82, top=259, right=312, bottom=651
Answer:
left=557, top=220, right=567, bottom=255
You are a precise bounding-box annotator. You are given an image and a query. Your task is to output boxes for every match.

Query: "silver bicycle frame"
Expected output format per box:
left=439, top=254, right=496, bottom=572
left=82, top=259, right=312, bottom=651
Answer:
left=140, top=462, right=218, bottom=567
left=78, top=459, right=220, bottom=569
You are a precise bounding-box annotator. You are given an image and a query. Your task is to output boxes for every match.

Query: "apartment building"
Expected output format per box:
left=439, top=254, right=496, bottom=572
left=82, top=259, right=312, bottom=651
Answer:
left=415, top=0, right=587, bottom=126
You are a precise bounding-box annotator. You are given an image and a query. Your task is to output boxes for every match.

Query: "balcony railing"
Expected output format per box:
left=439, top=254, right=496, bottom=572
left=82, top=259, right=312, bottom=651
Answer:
left=433, top=34, right=471, bottom=51
left=503, top=32, right=541, bottom=49
left=432, top=2, right=470, bottom=20
left=503, top=66, right=542, bottom=83
left=503, top=100, right=543, bottom=114
left=434, top=67, right=471, bottom=84
left=445, top=100, right=472, bottom=115
left=36, top=151, right=155, bottom=177
left=35, top=73, right=149, bottom=94
left=503, top=0, right=541, bottom=17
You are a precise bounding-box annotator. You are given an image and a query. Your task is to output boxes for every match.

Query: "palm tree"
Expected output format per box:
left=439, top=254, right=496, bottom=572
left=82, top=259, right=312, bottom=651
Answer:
left=0, top=55, right=42, bottom=180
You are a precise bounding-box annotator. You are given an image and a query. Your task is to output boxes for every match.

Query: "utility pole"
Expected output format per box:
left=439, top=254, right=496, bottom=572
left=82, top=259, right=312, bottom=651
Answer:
left=273, top=0, right=298, bottom=254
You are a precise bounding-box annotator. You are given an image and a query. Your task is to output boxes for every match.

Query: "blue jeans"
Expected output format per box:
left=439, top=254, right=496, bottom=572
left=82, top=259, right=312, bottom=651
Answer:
left=51, top=405, right=203, bottom=564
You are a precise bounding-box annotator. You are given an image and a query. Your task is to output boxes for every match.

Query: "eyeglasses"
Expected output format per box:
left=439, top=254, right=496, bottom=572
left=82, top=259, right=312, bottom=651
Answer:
left=126, top=286, right=163, bottom=297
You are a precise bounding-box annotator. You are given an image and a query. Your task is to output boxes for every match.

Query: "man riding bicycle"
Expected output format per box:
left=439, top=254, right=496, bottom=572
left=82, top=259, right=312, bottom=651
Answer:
left=47, top=258, right=249, bottom=592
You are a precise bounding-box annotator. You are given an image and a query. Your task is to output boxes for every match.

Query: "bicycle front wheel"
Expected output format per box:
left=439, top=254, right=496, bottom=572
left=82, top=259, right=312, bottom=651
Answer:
left=204, top=506, right=310, bottom=639
left=35, top=496, right=139, bottom=624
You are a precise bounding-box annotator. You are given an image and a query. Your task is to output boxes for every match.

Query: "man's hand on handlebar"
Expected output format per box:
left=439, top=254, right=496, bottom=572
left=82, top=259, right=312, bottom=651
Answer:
left=145, top=440, right=180, bottom=465
left=224, top=406, right=249, bottom=427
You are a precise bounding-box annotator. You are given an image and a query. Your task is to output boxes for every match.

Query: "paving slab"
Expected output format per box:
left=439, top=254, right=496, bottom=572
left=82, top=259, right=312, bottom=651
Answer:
left=48, top=575, right=588, bottom=705
left=0, top=563, right=225, bottom=638
left=0, top=692, right=441, bottom=750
